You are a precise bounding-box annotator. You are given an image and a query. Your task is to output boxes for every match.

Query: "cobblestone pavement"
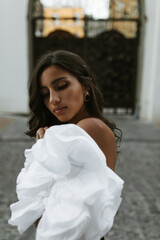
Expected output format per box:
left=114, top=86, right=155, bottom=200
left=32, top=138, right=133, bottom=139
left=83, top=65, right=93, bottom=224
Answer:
left=0, top=115, right=160, bottom=240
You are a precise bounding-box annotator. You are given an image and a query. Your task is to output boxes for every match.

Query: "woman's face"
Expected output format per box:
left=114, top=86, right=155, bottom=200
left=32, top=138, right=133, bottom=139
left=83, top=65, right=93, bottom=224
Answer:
left=39, top=65, right=89, bottom=123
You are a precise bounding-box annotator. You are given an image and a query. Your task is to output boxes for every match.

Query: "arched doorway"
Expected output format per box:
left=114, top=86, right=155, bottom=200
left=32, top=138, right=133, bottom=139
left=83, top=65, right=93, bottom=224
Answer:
left=28, top=0, right=143, bottom=113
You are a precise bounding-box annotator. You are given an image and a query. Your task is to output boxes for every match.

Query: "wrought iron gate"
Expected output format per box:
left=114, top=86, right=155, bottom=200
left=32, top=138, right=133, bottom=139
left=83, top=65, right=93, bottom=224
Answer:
left=28, top=0, right=142, bottom=113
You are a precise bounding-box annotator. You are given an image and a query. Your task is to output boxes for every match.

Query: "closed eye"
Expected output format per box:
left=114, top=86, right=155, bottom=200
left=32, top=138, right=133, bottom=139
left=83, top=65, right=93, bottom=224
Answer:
left=42, top=94, right=49, bottom=99
left=56, top=82, right=69, bottom=90
left=41, top=91, right=49, bottom=98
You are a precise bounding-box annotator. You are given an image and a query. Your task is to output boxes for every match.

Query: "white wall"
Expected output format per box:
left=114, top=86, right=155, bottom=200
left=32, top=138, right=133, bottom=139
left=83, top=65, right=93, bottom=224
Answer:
left=139, top=0, right=160, bottom=123
left=0, top=0, right=28, bottom=114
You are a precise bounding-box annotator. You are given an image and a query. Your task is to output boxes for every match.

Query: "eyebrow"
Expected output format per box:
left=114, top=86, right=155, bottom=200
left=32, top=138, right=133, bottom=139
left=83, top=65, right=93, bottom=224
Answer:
left=40, top=77, right=68, bottom=90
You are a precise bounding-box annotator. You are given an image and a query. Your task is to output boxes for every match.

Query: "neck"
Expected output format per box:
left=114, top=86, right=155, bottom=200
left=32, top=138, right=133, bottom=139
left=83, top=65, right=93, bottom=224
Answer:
left=69, top=107, right=90, bottom=124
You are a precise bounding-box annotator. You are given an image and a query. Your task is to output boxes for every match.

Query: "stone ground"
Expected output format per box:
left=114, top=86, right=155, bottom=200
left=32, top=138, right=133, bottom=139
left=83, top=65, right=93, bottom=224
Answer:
left=0, top=114, right=160, bottom=240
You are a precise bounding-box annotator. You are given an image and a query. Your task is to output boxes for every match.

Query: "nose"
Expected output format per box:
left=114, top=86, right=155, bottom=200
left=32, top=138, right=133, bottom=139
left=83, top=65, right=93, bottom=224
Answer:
left=49, top=90, right=60, bottom=105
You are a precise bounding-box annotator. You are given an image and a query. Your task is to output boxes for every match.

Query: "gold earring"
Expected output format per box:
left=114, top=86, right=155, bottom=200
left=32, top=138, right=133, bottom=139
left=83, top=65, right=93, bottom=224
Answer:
left=84, top=92, right=90, bottom=102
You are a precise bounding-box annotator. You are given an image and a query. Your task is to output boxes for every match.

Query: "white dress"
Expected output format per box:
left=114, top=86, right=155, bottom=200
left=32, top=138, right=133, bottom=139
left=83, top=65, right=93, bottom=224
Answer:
left=8, top=124, right=124, bottom=240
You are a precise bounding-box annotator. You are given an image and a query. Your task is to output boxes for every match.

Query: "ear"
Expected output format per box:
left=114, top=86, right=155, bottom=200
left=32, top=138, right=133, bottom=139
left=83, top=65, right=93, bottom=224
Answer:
left=82, top=83, right=90, bottom=92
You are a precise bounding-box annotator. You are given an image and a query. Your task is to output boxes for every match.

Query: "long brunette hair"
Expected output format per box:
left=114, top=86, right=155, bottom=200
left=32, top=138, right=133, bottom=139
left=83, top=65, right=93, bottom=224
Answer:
left=26, top=50, right=122, bottom=143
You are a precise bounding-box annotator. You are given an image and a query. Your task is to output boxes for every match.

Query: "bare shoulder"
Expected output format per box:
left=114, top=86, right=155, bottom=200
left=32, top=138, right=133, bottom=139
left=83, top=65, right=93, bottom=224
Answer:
left=77, top=117, right=117, bottom=170
left=77, top=117, right=114, bottom=140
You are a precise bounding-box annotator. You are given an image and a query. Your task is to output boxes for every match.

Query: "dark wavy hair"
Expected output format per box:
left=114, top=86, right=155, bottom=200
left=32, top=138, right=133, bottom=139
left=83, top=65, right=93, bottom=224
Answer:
left=26, top=50, right=122, bottom=143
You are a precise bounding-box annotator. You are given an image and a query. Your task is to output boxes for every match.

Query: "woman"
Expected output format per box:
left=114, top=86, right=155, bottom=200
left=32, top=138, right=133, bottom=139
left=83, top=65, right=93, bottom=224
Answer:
left=27, top=50, right=121, bottom=170
left=9, top=50, right=123, bottom=240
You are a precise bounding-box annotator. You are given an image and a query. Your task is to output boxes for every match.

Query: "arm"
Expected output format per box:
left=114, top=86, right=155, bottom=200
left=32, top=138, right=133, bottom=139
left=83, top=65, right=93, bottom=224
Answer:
left=77, top=118, right=117, bottom=170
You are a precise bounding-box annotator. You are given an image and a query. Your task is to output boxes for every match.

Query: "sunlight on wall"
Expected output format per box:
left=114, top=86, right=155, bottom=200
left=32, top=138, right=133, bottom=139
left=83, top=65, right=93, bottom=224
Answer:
left=40, top=0, right=110, bottom=19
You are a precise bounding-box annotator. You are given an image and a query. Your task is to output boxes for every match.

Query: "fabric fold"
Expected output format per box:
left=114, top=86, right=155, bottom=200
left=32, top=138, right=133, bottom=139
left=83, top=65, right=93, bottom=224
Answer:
left=8, top=124, right=124, bottom=240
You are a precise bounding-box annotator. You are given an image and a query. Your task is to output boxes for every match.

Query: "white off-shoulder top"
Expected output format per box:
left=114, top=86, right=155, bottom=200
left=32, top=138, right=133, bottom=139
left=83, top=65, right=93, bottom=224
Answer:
left=8, top=124, right=124, bottom=240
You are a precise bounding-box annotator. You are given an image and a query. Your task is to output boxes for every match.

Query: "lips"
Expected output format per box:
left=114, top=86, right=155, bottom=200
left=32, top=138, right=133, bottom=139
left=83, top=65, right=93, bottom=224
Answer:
left=53, top=106, right=67, bottom=114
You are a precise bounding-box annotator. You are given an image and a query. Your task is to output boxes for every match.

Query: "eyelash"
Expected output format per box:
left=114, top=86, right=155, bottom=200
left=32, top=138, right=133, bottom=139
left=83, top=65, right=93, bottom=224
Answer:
left=41, top=83, right=69, bottom=98
left=42, top=93, right=49, bottom=99
left=56, top=83, right=68, bottom=90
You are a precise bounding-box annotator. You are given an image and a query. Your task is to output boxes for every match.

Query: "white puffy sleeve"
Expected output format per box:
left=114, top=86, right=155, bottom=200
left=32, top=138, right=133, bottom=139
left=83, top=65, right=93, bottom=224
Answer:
left=8, top=145, right=55, bottom=234
left=8, top=124, right=124, bottom=240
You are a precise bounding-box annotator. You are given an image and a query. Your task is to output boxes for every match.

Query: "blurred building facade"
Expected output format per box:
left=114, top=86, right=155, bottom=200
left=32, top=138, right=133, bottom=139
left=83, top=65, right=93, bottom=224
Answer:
left=42, top=7, right=84, bottom=38
left=108, top=0, right=139, bottom=38
left=0, top=0, right=159, bottom=124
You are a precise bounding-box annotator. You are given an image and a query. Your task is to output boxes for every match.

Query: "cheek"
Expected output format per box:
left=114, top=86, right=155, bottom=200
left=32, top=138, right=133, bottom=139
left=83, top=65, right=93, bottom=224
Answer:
left=43, top=99, right=52, bottom=111
left=43, top=99, right=49, bottom=108
left=65, top=87, right=84, bottom=104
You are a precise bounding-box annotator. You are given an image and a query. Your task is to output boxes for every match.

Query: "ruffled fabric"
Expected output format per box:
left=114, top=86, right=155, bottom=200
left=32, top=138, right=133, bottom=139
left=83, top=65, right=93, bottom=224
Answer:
left=8, top=124, right=124, bottom=240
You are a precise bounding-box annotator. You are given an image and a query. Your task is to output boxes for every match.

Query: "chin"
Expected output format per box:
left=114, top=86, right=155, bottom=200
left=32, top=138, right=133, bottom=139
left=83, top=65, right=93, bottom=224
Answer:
left=54, top=113, right=77, bottom=124
left=56, top=117, right=71, bottom=123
